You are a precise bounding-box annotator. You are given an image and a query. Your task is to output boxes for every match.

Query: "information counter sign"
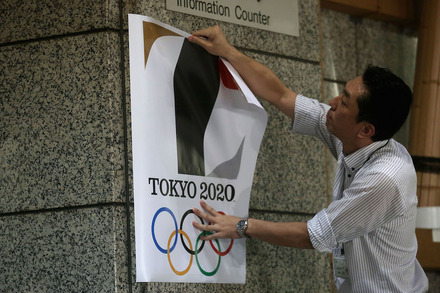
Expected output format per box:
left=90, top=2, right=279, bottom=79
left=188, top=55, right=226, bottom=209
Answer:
left=166, top=0, right=299, bottom=36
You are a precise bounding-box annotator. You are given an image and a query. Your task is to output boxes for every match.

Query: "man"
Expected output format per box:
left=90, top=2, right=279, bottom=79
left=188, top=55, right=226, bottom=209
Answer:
left=189, top=25, right=429, bottom=292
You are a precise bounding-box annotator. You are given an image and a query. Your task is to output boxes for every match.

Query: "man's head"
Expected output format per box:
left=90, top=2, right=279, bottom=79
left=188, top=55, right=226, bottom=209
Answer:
left=357, top=65, right=413, bottom=141
left=327, top=66, right=412, bottom=150
left=327, top=76, right=368, bottom=149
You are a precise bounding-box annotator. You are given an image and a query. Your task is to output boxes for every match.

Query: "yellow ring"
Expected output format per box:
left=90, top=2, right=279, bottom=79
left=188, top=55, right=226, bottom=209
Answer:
left=167, top=229, right=193, bottom=275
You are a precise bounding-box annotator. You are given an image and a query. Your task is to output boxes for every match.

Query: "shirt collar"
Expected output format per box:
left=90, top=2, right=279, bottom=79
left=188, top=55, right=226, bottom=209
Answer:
left=342, top=140, right=389, bottom=172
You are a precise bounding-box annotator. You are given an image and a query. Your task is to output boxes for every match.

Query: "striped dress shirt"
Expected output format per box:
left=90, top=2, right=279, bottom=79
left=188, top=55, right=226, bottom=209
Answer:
left=292, top=95, right=428, bottom=292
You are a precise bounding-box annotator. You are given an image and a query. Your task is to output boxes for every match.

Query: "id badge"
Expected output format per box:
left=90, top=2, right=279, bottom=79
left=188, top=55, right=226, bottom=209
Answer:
left=334, top=255, right=349, bottom=279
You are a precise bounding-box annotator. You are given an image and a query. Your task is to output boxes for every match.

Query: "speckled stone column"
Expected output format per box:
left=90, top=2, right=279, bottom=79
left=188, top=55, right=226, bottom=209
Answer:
left=0, top=0, right=129, bottom=291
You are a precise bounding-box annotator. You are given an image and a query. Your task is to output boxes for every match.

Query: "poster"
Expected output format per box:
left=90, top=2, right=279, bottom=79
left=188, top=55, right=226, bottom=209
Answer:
left=129, top=14, right=267, bottom=283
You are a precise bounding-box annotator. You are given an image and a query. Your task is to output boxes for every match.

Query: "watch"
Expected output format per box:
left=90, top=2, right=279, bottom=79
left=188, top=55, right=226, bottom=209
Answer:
left=236, top=218, right=250, bottom=238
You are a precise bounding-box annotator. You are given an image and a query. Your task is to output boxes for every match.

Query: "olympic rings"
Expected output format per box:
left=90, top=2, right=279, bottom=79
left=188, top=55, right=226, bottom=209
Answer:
left=180, top=209, right=205, bottom=255
left=151, top=207, right=234, bottom=276
left=152, top=207, right=178, bottom=254
left=167, top=229, right=193, bottom=275
left=195, top=232, right=221, bottom=276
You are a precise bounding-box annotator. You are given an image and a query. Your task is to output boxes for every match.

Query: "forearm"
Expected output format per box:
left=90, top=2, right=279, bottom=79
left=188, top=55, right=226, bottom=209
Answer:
left=189, top=26, right=296, bottom=119
left=193, top=201, right=313, bottom=249
left=246, top=219, right=313, bottom=249
left=224, top=48, right=297, bottom=119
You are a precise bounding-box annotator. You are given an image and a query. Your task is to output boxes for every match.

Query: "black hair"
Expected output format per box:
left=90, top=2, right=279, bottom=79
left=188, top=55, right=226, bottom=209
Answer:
left=356, top=65, right=412, bottom=141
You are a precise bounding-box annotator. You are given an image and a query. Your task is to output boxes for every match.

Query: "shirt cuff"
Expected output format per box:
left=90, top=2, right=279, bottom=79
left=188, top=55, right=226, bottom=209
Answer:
left=307, top=209, right=337, bottom=253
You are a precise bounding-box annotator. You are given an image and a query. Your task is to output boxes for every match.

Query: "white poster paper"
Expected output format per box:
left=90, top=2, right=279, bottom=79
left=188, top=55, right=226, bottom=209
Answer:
left=129, top=14, right=267, bottom=283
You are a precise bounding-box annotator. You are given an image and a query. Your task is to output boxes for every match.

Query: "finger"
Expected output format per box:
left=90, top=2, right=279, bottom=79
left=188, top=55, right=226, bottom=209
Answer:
left=199, top=232, right=219, bottom=241
left=189, top=31, right=209, bottom=40
left=188, top=34, right=211, bottom=50
left=192, top=220, right=230, bottom=240
left=188, top=28, right=211, bottom=43
left=188, top=26, right=220, bottom=49
left=192, top=221, right=218, bottom=235
left=192, top=219, right=205, bottom=230
left=191, top=26, right=216, bottom=39
left=192, top=216, right=211, bottom=229
left=193, top=207, right=212, bottom=223
left=200, top=200, right=219, bottom=216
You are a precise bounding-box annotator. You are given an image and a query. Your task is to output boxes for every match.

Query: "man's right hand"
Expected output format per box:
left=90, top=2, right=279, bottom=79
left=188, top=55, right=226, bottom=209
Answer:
left=189, top=25, right=297, bottom=121
left=188, top=25, right=237, bottom=60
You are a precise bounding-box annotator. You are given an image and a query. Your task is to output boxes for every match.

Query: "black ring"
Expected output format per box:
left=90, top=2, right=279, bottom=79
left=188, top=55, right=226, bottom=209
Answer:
left=180, top=209, right=206, bottom=255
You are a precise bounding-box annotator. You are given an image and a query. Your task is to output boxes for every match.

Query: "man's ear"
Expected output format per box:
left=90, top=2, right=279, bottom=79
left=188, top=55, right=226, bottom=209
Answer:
left=358, top=122, right=375, bottom=139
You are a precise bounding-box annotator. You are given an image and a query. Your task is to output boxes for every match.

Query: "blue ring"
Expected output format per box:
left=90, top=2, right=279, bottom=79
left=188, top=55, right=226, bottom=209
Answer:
left=152, top=207, right=178, bottom=254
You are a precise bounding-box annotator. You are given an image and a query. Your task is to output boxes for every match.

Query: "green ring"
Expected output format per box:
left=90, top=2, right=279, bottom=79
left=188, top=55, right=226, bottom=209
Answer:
left=194, top=231, right=221, bottom=276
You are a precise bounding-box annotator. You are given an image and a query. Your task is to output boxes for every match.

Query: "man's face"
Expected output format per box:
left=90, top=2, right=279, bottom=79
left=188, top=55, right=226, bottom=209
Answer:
left=326, top=76, right=366, bottom=143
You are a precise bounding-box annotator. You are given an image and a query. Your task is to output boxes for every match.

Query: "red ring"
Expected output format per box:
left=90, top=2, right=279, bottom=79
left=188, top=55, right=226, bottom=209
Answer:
left=209, top=211, right=234, bottom=256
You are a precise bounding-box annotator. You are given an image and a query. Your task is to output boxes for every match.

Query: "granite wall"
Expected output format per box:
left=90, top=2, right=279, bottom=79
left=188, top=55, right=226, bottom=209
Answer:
left=1, top=0, right=434, bottom=292
left=1, top=0, right=330, bottom=292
